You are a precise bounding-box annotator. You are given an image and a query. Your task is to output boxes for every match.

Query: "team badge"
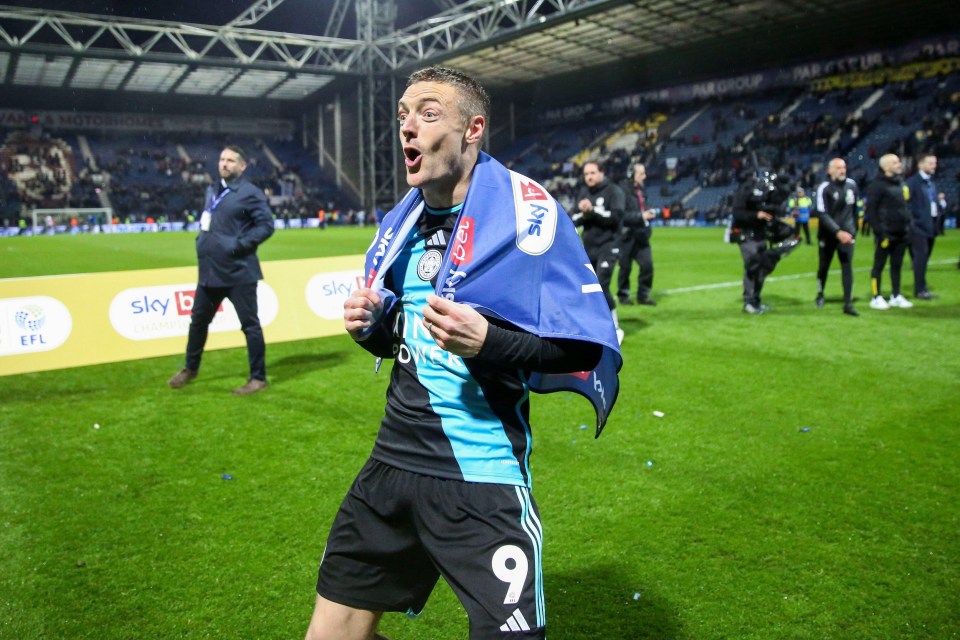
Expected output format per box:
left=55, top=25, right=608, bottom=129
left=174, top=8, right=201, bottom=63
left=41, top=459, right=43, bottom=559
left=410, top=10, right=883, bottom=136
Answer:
left=417, top=249, right=443, bottom=281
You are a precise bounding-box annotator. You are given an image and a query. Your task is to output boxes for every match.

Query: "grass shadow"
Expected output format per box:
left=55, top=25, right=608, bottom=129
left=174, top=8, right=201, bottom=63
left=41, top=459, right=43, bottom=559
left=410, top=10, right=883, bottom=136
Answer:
left=547, top=563, right=682, bottom=640
left=268, top=350, right=353, bottom=383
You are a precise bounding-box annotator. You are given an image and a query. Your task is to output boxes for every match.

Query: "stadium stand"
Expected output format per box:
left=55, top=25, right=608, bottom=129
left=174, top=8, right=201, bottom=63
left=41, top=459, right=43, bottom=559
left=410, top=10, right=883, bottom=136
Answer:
left=3, top=61, right=959, bottom=234
left=0, top=126, right=353, bottom=233
left=494, top=69, right=960, bottom=228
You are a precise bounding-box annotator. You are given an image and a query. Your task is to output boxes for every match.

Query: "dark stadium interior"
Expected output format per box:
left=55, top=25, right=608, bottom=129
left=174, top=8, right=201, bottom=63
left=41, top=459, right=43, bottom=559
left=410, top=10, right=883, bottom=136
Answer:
left=1, top=0, right=959, bottom=230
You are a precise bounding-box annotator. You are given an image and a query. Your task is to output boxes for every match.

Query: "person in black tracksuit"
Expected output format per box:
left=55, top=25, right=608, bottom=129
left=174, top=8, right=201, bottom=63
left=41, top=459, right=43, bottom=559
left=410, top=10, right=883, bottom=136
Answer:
left=167, top=144, right=276, bottom=394
left=865, top=154, right=914, bottom=310
left=730, top=171, right=797, bottom=314
left=617, top=163, right=657, bottom=306
left=573, top=160, right=624, bottom=314
left=814, top=158, right=861, bottom=316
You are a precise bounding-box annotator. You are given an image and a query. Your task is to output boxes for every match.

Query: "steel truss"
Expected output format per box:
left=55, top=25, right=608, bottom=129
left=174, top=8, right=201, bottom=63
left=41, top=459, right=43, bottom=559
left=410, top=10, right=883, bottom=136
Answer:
left=0, top=4, right=365, bottom=74
left=371, top=0, right=622, bottom=72
left=0, top=0, right=617, bottom=210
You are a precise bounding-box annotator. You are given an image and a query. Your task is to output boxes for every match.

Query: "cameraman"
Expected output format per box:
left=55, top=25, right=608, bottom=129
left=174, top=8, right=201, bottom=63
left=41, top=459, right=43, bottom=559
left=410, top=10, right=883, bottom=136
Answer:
left=730, top=171, right=798, bottom=314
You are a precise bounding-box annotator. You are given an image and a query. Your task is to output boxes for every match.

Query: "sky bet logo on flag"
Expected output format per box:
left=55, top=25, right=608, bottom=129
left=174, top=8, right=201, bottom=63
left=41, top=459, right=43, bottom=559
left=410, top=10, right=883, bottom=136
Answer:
left=109, top=283, right=278, bottom=341
left=0, top=296, right=72, bottom=356
left=510, top=171, right=557, bottom=256
left=450, top=216, right=475, bottom=265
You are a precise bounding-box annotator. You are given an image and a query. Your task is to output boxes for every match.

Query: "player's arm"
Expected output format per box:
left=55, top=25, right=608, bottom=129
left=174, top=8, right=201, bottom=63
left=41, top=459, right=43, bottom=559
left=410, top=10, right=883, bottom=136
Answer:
left=477, top=319, right=602, bottom=373
left=235, top=189, right=275, bottom=256
left=815, top=182, right=841, bottom=236
left=421, top=294, right=601, bottom=372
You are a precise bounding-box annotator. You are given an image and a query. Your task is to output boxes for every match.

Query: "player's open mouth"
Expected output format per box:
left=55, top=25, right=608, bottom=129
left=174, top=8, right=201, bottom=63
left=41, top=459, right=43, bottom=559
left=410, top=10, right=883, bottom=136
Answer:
left=404, top=146, right=421, bottom=168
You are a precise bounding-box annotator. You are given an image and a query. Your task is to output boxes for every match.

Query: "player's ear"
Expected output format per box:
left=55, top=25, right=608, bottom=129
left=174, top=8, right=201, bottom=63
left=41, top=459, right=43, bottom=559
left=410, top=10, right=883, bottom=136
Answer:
left=464, top=115, right=484, bottom=145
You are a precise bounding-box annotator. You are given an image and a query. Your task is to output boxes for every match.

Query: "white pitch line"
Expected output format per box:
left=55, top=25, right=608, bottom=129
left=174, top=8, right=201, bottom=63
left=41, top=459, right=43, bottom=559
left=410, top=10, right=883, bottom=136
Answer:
left=662, top=258, right=957, bottom=295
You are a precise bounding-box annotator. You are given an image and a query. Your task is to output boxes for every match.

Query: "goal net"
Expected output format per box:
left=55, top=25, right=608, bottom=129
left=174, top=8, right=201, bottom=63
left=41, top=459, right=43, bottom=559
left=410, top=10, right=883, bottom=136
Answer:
left=31, top=207, right=114, bottom=234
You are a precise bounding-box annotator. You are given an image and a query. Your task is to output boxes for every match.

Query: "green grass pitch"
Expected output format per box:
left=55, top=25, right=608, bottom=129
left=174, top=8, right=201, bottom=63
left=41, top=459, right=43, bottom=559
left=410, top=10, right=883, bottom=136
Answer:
left=1, top=226, right=958, bottom=639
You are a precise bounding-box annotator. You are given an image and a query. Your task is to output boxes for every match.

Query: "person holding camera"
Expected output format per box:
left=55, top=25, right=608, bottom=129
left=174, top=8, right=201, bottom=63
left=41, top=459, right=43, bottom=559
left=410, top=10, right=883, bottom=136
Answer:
left=730, top=171, right=799, bottom=314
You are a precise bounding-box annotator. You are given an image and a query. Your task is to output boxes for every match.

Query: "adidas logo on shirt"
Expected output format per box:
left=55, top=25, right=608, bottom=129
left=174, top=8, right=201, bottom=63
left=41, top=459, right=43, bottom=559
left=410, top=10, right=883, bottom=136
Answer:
left=500, top=608, right=531, bottom=632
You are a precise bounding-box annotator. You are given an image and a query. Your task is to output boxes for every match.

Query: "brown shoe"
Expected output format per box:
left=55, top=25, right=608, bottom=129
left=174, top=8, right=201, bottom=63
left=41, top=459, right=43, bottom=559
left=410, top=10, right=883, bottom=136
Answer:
left=168, top=368, right=198, bottom=389
left=232, top=378, right=268, bottom=396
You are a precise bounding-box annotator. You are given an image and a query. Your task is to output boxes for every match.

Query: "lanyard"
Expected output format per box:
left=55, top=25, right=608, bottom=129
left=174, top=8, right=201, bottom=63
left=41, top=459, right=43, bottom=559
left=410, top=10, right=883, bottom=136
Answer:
left=210, top=188, right=231, bottom=211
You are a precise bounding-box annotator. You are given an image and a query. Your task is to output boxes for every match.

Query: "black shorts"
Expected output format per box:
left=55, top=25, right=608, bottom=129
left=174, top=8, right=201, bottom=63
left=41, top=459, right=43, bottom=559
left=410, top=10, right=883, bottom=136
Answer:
left=316, top=458, right=546, bottom=639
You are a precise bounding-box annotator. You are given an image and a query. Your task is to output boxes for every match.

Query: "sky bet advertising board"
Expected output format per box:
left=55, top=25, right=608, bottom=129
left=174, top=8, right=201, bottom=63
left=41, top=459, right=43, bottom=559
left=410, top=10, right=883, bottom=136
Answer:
left=0, top=256, right=363, bottom=376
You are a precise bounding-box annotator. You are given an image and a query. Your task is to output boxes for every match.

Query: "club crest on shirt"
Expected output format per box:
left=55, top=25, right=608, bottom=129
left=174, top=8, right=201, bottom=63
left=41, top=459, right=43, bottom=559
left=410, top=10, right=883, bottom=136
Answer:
left=417, top=249, right=443, bottom=281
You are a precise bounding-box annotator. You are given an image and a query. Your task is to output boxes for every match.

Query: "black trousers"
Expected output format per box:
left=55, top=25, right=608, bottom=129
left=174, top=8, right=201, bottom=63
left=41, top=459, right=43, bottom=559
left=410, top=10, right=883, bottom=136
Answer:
left=908, top=233, right=934, bottom=295
left=870, top=235, right=909, bottom=298
left=739, top=238, right=768, bottom=306
left=817, top=236, right=855, bottom=304
left=586, top=240, right=619, bottom=310
left=617, top=234, right=653, bottom=302
left=185, top=282, right=266, bottom=380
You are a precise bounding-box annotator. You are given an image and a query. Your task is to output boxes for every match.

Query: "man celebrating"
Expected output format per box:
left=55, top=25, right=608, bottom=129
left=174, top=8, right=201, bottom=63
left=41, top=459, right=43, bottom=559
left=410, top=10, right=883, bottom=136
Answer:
left=814, top=158, right=860, bottom=316
left=617, top=163, right=658, bottom=306
left=167, top=145, right=275, bottom=394
left=866, top=153, right=913, bottom=310
left=306, top=67, right=621, bottom=640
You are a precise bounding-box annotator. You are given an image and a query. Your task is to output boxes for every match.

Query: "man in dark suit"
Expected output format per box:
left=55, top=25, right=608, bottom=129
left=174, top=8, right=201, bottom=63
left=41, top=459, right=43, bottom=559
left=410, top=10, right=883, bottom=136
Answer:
left=905, top=153, right=942, bottom=300
left=168, top=144, right=275, bottom=395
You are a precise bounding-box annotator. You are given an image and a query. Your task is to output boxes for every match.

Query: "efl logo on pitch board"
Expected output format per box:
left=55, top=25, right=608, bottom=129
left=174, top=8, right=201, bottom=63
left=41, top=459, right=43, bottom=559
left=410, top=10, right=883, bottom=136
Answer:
left=0, top=296, right=72, bottom=356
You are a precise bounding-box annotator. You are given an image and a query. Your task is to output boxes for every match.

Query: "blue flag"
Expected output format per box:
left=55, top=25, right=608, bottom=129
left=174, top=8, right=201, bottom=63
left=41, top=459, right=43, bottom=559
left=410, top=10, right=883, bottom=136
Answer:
left=363, top=152, right=622, bottom=436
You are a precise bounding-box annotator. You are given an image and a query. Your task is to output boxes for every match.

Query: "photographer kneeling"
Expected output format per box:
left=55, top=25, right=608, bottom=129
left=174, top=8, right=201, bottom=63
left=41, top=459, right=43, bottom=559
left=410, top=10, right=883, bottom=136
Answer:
left=729, top=171, right=800, bottom=314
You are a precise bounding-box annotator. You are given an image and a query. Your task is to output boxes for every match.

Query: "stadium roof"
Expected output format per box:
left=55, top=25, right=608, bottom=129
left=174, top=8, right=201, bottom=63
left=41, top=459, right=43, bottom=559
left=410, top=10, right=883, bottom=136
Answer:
left=0, top=0, right=957, bottom=105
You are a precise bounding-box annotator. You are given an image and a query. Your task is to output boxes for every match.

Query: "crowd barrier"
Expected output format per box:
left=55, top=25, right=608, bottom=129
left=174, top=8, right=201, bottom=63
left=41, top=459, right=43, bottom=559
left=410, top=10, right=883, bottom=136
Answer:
left=0, top=256, right=364, bottom=376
